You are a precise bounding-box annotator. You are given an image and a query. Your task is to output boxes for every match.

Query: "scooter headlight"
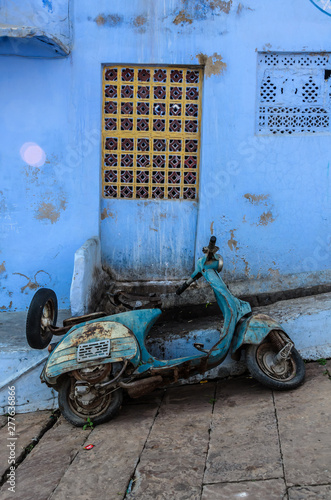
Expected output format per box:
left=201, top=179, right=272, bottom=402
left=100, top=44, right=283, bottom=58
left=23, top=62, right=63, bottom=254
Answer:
left=217, top=255, right=224, bottom=272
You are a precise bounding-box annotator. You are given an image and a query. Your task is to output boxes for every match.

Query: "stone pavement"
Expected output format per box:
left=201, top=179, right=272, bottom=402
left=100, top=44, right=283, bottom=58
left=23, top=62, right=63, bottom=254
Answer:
left=0, top=360, right=330, bottom=500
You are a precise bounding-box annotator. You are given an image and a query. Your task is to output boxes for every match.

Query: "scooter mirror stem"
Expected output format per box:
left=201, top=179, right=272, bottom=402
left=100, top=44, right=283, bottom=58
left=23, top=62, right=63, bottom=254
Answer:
left=202, top=236, right=220, bottom=262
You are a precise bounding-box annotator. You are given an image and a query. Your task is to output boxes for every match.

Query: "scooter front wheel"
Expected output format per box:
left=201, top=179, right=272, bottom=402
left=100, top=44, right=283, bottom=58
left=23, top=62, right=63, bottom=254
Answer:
left=58, top=377, right=123, bottom=427
left=246, top=331, right=305, bottom=391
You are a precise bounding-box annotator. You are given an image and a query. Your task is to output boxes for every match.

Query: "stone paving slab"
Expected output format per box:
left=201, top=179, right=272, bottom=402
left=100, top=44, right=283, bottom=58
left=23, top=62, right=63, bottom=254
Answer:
left=288, top=484, right=331, bottom=499
left=0, top=361, right=330, bottom=499
left=0, top=410, right=52, bottom=480
left=0, top=417, right=91, bottom=500
left=50, top=404, right=159, bottom=500
left=127, top=383, right=216, bottom=500
left=274, top=362, right=331, bottom=487
left=204, top=377, right=282, bottom=484
left=124, top=388, right=164, bottom=406
left=202, top=478, right=287, bottom=499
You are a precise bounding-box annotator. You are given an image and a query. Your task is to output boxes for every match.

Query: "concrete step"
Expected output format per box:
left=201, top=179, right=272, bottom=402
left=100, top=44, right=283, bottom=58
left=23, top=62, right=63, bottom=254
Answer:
left=0, top=292, right=330, bottom=414
left=148, top=292, right=331, bottom=381
left=0, top=310, right=70, bottom=415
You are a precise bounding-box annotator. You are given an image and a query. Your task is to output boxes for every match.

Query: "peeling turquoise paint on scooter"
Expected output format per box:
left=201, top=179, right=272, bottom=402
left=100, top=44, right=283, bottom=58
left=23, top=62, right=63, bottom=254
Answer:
left=34, top=236, right=305, bottom=427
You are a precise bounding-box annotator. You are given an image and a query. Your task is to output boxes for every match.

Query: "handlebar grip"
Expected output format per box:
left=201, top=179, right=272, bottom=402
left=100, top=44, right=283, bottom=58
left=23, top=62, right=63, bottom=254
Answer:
left=175, top=282, right=190, bottom=296
left=209, top=236, right=217, bottom=249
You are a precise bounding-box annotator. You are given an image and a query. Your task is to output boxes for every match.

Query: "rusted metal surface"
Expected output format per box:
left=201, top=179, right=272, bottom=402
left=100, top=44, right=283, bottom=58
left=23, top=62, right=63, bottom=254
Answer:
left=95, top=360, right=128, bottom=389
left=231, top=313, right=284, bottom=357
left=44, top=321, right=138, bottom=383
left=65, top=321, right=135, bottom=347
left=49, top=324, right=71, bottom=336
left=63, top=312, right=108, bottom=328
left=150, top=360, right=194, bottom=384
left=72, top=363, right=112, bottom=383
left=107, top=291, right=162, bottom=311
left=269, top=330, right=287, bottom=350
left=253, top=313, right=277, bottom=322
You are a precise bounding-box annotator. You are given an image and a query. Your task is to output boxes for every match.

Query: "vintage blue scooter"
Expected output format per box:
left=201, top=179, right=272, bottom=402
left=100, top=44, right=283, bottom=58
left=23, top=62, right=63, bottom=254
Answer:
left=26, top=237, right=305, bottom=427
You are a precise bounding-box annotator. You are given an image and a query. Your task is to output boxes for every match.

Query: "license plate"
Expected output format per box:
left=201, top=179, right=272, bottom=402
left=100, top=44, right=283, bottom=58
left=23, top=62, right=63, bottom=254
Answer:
left=77, top=339, right=111, bottom=362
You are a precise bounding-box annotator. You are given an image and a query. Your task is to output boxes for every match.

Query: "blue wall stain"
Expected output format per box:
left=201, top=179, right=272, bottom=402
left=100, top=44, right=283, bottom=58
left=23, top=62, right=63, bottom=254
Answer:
left=42, top=0, right=53, bottom=14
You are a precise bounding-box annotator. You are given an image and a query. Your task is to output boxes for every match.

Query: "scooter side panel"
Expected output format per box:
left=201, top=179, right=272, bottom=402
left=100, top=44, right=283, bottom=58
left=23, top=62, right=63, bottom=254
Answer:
left=102, top=308, right=163, bottom=366
left=231, top=314, right=284, bottom=357
left=44, top=321, right=138, bottom=383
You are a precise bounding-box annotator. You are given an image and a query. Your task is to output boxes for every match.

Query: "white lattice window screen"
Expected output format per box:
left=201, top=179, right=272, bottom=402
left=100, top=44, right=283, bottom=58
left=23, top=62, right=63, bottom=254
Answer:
left=257, top=53, right=331, bottom=135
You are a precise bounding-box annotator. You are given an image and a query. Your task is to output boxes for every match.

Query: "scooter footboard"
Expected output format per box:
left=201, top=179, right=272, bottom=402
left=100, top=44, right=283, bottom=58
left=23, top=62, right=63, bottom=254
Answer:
left=231, top=314, right=285, bottom=359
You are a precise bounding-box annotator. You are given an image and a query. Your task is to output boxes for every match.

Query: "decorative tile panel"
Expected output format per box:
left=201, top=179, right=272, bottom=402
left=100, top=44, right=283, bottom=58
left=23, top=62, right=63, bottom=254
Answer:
left=102, top=65, right=203, bottom=199
left=257, top=53, right=331, bottom=135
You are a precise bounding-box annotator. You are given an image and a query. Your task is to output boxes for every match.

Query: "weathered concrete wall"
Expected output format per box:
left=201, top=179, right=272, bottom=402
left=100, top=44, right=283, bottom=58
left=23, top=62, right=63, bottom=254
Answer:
left=0, top=0, right=330, bottom=311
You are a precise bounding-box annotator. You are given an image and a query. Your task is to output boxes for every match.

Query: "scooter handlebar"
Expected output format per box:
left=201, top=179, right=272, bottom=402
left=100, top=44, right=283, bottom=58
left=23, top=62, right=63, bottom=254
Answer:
left=175, top=281, right=191, bottom=296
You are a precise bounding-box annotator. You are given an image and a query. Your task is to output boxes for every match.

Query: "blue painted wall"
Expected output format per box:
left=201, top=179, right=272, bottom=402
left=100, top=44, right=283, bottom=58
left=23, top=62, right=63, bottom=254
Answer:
left=0, top=0, right=330, bottom=311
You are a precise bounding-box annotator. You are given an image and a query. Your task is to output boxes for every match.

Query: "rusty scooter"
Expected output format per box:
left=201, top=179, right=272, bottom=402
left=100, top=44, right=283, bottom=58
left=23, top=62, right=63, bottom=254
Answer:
left=26, top=236, right=305, bottom=427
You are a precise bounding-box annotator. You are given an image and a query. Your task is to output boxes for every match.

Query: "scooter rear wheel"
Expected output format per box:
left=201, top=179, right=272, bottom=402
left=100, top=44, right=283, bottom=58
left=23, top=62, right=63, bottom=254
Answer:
left=26, top=288, right=58, bottom=349
left=58, top=376, right=123, bottom=427
left=246, top=332, right=305, bottom=391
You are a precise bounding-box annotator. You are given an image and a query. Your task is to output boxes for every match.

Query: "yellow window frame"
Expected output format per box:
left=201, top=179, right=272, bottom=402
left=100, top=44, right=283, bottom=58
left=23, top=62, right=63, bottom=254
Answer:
left=101, top=65, right=203, bottom=200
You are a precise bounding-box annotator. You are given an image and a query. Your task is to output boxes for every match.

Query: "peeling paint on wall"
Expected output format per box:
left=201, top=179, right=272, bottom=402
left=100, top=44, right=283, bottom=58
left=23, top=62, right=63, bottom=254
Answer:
left=210, top=221, right=214, bottom=234
left=263, top=42, right=272, bottom=51
left=237, top=3, right=243, bottom=14
left=173, top=10, right=193, bottom=25
left=228, top=230, right=238, bottom=251
left=208, top=0, right=232, bottom=14
left=268, top=267, right=280, bottom=277
left=0, top=261, right=6, bottom=275
left=244, top=193, right=270, bottom=205
left=243, top=193, right=276, bottom=227
left=35, top=203, right=59, bottom=223
left=24, top=166, right=41, bottom=185
left=196, top=53, right=227, bottom=78
left=171, top=0, right=235, bottom=25
left=12, top=271, right=51, bottom=294
left=237, top=3, right=254, bottom=14
left=35, top=197, right=67, bottom=224
left=0, top=301, right=12, bottom=310
left=101, top=208, right=116, bottom=221
left=242, top=257, right=250, bottom=276
left=133, top=15, right=147, bottom=27
left=257, top=211, right=275, bottom=226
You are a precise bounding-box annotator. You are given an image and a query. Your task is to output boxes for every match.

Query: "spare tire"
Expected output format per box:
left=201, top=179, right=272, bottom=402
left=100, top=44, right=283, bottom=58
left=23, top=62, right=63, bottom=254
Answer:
left=26, top=288, right=58, bottom=349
